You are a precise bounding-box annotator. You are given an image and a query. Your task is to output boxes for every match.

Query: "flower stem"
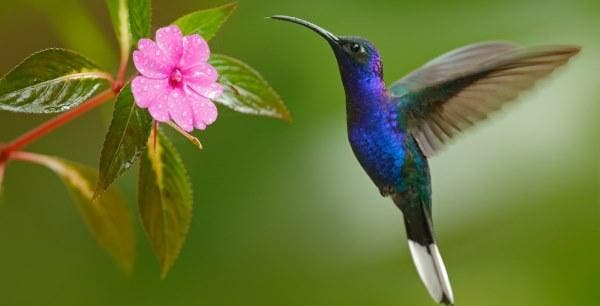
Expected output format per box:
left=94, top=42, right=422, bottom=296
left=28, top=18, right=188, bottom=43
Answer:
left=0, top=160, right=6, bottom=194
left=115, top=55, right=129, bottom=91
left=166, top=121, right=203, bottom=149
left=2, top=89, right=116, bottom=155
left=152, top=121, right=158, bottom=150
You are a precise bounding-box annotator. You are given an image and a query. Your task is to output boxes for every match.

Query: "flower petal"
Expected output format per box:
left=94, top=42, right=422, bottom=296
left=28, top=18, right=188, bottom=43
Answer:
left=187, top=81, right=224, bottom=100
left=189, top=94, right=218, bottom=130
left=183, top=63, right=218, bottom=83
left=156, top=26, right=184, bottom=65
left=167, top=89, right=194, bottom=132
left=148, top=94, right=170, bottom=122
left=133, top=39, right=171, bottom=78
left=131, top=76, right=170, bottom=108
left=180, top=34, right=210, bottom=68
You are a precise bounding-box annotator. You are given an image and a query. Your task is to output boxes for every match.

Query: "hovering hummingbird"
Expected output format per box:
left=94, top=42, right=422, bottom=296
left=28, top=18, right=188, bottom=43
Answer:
left=271, top=15, right=580, bottom=305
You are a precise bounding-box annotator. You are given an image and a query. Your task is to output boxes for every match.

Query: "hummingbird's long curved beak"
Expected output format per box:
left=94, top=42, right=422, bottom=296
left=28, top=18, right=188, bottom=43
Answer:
left=269, top=15, right=340, bottom=46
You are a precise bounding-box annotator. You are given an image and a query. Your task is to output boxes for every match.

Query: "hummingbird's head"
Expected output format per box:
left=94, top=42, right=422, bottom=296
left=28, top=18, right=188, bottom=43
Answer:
left=270, top=16, right=384, bottom=85
left=332, top=36, right=383, bottom=80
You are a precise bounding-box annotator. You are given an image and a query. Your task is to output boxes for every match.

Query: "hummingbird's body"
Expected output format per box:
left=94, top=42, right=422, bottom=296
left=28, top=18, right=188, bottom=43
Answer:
left=343, top=66, right=431, bottom=217
left=272, top=15, right=579, bottom=305
left=344, top=67, right=408, bottom=194
left=339, top=39, right=451, bottom=303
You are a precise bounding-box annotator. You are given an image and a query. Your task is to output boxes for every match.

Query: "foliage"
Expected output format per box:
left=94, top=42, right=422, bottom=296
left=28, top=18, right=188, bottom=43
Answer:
left=138, top=131, right=192, bottom=278
left=210, top=54, right=291, bottom=121
left=96, top=84, right=152, bottom=197
left=0, top=49, right=112, bottom=113
left=0, top=0, right=290, bottom=277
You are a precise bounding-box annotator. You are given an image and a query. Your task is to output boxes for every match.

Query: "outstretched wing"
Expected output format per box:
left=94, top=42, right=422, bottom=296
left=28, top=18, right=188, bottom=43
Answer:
left=390, top=42, right=580, bottom=157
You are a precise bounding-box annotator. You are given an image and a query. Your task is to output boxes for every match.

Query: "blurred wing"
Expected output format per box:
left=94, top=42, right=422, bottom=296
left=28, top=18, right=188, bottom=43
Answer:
left=390, top=42, right=580, bottom=157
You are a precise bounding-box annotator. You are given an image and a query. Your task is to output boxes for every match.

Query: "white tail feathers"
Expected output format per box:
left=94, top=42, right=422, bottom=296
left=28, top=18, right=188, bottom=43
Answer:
left=408, top=240, right=454, bottom=305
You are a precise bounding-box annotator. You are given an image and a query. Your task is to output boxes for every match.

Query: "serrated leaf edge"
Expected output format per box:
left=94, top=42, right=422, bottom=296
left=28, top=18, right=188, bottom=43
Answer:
left=95, top=85, right=150, bottom=198
left=140, top=132, right=193, bottom=278
left=211, top=53, right=292, bottom=121
left=173, top=2, right=238, bottom=39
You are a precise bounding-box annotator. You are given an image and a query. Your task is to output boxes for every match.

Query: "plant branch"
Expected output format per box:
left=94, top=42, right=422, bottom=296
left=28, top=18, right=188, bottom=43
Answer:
left=0, top=160, right=6, bottom=194
left=152, top=121, right=158, bottom=150
left=115, top=47, right=130, bottom=92
left=2, top=89, right=116, bottom=155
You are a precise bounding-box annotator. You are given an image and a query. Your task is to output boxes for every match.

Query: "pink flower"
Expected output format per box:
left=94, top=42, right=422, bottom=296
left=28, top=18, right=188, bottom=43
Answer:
left=132, top=25, right=223, bottom=132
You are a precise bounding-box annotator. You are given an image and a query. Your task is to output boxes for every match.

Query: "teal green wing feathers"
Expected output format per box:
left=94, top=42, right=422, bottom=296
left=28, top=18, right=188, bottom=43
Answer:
left=390, top=42, right=580, bottom=156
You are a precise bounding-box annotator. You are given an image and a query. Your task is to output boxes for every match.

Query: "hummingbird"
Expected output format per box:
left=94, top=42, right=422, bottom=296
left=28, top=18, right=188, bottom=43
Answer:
left=270, top=15, right=580, bottom=305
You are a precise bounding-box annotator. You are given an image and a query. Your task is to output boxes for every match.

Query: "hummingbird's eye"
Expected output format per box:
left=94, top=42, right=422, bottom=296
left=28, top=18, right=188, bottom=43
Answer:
left=350, top=43, right=362, bottom=53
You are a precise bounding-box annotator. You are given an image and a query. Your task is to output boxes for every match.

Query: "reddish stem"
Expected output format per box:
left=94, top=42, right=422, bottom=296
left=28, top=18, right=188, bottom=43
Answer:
left=152, top=121, right=158, bottom=150
left=0, top=43, right=132, bottom=189
left=2, top=89, right=116, bottom=155
left=0, top=160, right=6, bottom=193
left=116, top=49, right=130, bottom=88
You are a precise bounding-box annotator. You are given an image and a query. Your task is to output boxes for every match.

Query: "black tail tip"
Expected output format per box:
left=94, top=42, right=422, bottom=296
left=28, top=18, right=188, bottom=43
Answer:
left=440, top=293, right=454, bottom=305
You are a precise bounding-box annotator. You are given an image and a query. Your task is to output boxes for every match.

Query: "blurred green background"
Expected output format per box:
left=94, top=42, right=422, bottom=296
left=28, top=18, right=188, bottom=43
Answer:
left=0, top=0, right=598, bottom=305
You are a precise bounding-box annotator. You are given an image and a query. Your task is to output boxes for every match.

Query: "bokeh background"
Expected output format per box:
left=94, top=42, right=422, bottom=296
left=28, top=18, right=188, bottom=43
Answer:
left=0, top=0, right=598, bottom=305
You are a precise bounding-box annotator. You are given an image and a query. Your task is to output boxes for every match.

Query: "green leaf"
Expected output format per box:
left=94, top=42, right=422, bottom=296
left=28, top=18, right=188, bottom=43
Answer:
left=96, top=83, right=152, bottom=197
left=138, top=131, right=193, bottom=278
left=209, top=54, right=291, bottom=121
left=173, top=2, right=237, bottom=40
left=0, top=49, right=112, bottom=113
left=106, top=0, right=152, bottom=56
left=38, top=155, right=135, bottom=273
